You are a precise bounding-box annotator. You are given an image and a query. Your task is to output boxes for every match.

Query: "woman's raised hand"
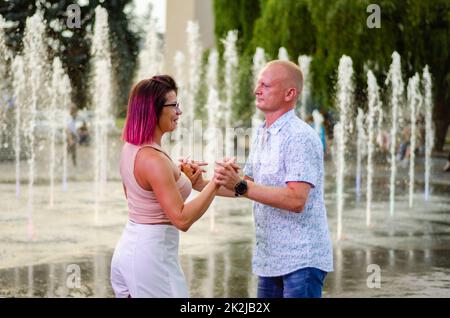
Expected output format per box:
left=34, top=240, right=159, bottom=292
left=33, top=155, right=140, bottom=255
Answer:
left=178, top=157, right=208, bottom=188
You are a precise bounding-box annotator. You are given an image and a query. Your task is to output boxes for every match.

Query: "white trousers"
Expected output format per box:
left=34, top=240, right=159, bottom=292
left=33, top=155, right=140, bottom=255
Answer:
left=110, top=221, right=189, bottom=298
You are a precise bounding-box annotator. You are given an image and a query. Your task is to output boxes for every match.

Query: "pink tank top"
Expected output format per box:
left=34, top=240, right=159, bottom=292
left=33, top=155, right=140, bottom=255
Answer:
left=120, top=142, right=192, bottom=224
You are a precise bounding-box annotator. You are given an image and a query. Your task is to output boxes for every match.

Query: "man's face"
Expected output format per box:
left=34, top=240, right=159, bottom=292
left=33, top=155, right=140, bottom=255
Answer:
left=253, top=65, right=287, bottom=112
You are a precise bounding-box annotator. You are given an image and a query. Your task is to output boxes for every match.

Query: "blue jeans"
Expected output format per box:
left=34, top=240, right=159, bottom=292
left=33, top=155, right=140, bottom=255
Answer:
left=257, top=267, right=327, bottom=298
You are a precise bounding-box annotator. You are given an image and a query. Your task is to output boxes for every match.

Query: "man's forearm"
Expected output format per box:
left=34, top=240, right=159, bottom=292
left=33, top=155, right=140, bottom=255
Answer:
left=244, top=180, right=305, bottom=212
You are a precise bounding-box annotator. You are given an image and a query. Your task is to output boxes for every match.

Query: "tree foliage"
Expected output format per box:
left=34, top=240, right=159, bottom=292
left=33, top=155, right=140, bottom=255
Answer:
left=250, top=0, right=316, bottom=58
left=213, top=0, right=261, bottom=55
left=213, top=0, right=450, bottom=150
left=0, top=0, right=139, bottom=115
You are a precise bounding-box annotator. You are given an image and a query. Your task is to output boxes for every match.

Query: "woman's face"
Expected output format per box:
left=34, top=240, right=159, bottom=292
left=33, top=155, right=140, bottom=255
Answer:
left=158, top=90, right=181, bottom=133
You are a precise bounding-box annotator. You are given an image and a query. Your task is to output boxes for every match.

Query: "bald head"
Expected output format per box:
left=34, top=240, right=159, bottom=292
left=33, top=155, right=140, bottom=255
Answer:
left=265, top=60, right=304, bottom=95
left=254, top=59, right=305, bottom=113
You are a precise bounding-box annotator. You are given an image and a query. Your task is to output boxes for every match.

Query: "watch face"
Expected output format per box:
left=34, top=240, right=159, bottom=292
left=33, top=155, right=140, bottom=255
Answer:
left=236, top=181, right=247, bottom=195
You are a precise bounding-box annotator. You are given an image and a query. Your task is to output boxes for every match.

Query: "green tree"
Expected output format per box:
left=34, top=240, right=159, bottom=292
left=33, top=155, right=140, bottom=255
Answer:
left=227, top=0, right=450, bottom=149
left=214, top=0, right=262, bottom=124
left=214, top=0, right=261, bottom=54
left=0, top=0, right=139, bottom=116
left=250, top=0, right=316, bottom=58
left=308, top=0, right=449, bottom=150
left=401, top=0, right=450, bottom=150
left=102, top=0, right=140, bottom=116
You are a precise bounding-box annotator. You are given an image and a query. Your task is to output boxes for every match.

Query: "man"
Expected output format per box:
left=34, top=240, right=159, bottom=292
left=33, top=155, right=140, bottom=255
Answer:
left=215, top=60, right=333, bottom=298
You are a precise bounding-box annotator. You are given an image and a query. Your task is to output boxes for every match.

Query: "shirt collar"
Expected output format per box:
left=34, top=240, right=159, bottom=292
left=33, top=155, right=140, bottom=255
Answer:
left=262, top=109, right=296, bottom=135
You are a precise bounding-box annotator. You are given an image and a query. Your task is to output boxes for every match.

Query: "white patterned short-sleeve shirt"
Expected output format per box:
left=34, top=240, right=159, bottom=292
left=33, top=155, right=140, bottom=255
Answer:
left=244, top=109, right=333, bottom=276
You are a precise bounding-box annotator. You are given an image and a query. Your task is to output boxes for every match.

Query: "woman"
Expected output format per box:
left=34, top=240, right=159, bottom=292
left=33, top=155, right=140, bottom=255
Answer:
left=110, top=75, right=219, bottom=298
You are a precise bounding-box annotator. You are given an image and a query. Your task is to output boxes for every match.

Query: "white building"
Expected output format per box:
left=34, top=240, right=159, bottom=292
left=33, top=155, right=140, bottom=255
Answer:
left=164, top=0, right=215, bottom=76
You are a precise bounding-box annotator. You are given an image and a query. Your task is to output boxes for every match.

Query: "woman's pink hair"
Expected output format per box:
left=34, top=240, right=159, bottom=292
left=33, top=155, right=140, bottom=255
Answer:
left=123, top=75, right=178, bottom=145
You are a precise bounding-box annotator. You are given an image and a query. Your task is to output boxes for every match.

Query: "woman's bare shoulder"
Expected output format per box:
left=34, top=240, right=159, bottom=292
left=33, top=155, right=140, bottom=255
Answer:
left=135, top=147, right=175, bottom=181
left=136, top=147, right=170, bottom=168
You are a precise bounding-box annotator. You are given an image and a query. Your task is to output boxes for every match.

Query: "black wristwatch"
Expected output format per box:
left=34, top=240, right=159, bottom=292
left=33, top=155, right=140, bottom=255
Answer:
left=234, top=180, right=248, bottom=197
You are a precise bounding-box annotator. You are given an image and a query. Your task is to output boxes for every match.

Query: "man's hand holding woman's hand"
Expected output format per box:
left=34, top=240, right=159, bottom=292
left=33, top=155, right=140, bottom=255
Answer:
left=214, top=157, right=241, bottom=190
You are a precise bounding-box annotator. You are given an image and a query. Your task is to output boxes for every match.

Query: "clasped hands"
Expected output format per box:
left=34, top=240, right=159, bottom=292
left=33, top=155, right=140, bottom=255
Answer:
left=178, top=157, right=241, bottom=191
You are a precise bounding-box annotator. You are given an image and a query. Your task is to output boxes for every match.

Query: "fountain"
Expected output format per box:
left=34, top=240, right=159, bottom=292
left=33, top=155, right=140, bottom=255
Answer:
left=170, top=51, right=186, bottom=160
left=171, top=21, right=202, bottom=159
left=0, top=14, right=13, bottom=156
left=49, top=58, right=62, bottom=207
left=222, top=30, right=238, bottom=158
left=185, top=21, right=202, bottom=128
left=91, top=6, right=114, bottom=223
left=298, top=55, right=312, bottom=120
left=12, top=56, right=25, bottom=198
left=134, top=5, right=163, bottom=82
left=366, top=70, right=382, bottom=227
left=334, top=55, right=354, bottom=240
left=278, top=47, right=289, bottom=61
left=355, top=108, right=366, bottom=203
left=312, top=109, right=324, bottom=137
left=22, top=10, right=51, bottom=239
left=204, top=49, right=221, bottom=232
left=174, top=51, right=186, bottom=96
left=385, top=51, right=404, bottom=217
left=0, top=14, right=9, bottom=74
left=57, top=61, right=72, bottom=193
left=47, top=58, right=72, bottom=203
left=422, top=66, right=433, bottom=201
left=406, top=73, right=422, bottom=208
left=251, top=47, right=266, bottom=130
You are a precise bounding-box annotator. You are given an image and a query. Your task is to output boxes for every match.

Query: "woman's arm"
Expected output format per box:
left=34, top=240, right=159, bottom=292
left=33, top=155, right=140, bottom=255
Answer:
left=139, top=149, right=219, bottom=232
left=192, top=178, right=235, bottom=197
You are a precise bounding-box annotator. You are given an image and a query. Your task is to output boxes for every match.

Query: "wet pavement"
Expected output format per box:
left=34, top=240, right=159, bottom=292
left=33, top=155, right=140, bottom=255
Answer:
left=1, top=238, right=450, bottom=297
left=1, top=141, right=450, bottom=298
left=1, top=185, right=449, bottom=298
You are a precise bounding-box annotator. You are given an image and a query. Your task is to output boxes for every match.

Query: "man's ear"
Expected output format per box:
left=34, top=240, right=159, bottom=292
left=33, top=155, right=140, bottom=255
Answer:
left=285, top=88, right=297, bottom=102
